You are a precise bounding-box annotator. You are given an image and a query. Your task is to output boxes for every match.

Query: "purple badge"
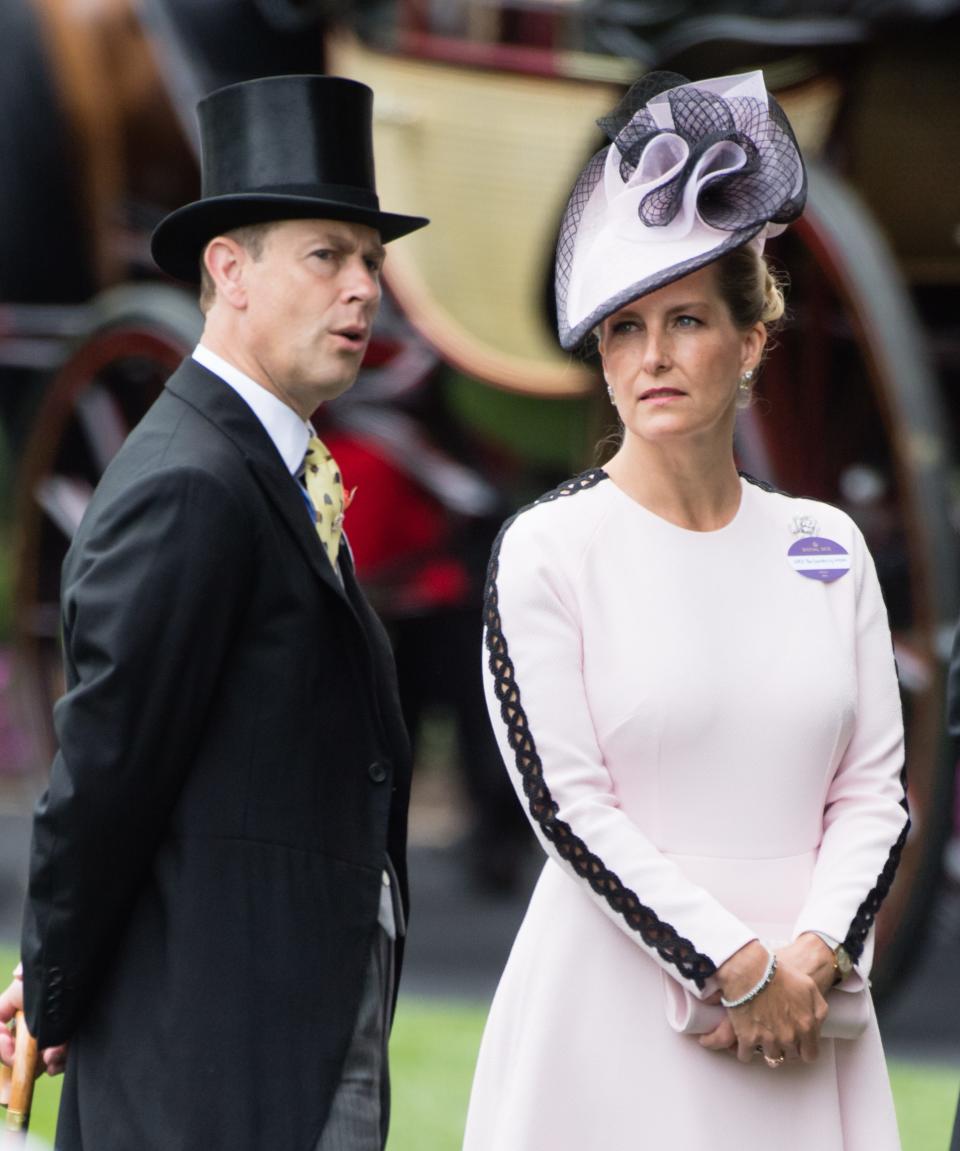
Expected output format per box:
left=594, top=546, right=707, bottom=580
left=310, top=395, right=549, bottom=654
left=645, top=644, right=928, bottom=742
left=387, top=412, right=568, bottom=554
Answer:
left=787, top=536, right=851, bottom=582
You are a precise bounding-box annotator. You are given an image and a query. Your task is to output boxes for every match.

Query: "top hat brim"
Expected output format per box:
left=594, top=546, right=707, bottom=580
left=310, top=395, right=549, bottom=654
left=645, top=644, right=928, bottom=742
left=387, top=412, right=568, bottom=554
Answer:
left=151, top=193, right=430, bottom=284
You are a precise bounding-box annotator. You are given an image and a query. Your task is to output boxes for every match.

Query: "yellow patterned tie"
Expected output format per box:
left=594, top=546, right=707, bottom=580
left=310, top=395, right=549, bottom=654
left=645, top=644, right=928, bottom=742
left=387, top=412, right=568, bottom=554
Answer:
left=302, top=436, right=345, bottom=569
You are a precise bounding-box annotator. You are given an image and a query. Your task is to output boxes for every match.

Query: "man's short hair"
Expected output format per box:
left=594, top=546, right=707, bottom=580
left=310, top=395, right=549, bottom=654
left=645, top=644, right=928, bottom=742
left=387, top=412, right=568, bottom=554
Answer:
left=198, top=222, right=278, bottom=313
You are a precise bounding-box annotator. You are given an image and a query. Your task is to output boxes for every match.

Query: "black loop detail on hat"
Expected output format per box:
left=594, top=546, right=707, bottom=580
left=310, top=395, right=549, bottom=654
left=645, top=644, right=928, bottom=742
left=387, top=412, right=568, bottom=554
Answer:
left=609, top=83, right=806, bottom=236
left=596, top=71, right=692, bottom=142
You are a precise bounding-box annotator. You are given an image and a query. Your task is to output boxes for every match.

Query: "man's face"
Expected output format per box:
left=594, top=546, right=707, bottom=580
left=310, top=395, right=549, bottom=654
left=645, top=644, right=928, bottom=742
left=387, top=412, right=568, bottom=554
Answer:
left=238, top=218, right=384, bottom=416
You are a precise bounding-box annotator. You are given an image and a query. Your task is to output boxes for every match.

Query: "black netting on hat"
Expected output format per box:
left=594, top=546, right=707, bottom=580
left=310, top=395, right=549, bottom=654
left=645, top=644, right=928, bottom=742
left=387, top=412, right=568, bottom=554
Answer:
left=630, top=87, right=806, bottom=233
left=596, top=71, right=691, bottom=142
left=598, top=71, right=692, bottom=188
left=554, top=72, right=807, bottom=351
left=613, top=108, right=661, bottom=185
left=602, top=76, right=807, bottom=233
left=554, top=147, right=606, bottom=351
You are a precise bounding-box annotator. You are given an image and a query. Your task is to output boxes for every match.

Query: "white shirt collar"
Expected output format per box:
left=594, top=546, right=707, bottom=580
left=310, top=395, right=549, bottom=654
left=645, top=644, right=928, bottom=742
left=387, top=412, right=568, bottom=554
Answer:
left=192, top=343, right=311, bottom=476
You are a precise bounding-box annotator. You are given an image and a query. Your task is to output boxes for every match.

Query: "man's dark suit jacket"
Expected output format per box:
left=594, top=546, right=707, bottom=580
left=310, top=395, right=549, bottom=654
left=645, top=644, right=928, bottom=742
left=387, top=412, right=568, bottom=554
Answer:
left=20, top=357, right=413, bottom=1151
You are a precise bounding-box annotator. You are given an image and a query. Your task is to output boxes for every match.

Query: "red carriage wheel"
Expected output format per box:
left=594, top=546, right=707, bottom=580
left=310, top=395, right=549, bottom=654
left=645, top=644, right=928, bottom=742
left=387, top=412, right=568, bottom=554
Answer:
left=13, top=284, right=202, bottom=761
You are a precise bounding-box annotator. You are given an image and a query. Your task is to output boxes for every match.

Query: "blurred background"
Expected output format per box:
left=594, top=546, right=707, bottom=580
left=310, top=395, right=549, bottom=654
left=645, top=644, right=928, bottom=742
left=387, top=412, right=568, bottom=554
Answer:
left=1, top=0, right=960, bottom=1146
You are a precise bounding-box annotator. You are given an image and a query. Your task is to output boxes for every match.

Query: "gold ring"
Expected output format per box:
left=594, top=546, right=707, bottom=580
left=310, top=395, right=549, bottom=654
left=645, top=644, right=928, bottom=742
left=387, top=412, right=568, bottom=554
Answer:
left=764, top=1053, right=785, bottom=1069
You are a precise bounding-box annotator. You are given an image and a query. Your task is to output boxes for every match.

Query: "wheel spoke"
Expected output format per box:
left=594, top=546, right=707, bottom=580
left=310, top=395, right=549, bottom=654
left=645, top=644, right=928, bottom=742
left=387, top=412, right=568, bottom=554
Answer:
left=74, top=383, right=129, bottom=473
left=34, top=475, right=94, bottom=541
left=891, top=638, right=934, bottom=694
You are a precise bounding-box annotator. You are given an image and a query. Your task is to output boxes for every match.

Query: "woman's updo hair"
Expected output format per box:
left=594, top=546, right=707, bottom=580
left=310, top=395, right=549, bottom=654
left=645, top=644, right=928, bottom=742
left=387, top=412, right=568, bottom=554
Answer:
left=714, top=243, right=786, bottom=332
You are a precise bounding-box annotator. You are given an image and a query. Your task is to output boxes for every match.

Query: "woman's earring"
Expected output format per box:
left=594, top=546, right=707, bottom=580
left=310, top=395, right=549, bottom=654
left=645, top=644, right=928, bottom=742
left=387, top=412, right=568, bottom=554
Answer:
left=738, top=368, right=754, bottom=396
left=606, top=383, right=615, bottom=403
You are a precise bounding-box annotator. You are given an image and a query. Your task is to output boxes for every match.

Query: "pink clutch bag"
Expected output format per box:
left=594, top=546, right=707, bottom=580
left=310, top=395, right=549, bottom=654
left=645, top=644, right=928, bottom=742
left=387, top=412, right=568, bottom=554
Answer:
left=662, top=974, right=870, bottom=1041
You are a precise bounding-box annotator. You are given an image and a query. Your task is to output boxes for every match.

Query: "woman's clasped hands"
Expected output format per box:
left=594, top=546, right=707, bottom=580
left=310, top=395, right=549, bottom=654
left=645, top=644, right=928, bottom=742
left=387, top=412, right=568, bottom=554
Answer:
left=699, top=934, right=836, bottom=1067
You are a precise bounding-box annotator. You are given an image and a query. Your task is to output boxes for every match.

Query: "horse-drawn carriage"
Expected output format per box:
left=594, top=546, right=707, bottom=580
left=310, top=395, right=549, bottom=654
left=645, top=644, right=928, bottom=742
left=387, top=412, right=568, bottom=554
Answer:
left=1, top=0, right=958, bottom=997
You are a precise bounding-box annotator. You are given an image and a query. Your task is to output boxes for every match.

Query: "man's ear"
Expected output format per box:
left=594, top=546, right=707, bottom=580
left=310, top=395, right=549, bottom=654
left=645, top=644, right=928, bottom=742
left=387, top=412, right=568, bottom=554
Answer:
left=203, top=236, right=248, bottom=308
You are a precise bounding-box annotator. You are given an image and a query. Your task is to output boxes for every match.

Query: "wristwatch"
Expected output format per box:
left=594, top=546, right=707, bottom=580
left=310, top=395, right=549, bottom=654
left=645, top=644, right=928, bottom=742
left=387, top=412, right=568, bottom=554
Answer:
left=832, top=944, right=854, bottom=984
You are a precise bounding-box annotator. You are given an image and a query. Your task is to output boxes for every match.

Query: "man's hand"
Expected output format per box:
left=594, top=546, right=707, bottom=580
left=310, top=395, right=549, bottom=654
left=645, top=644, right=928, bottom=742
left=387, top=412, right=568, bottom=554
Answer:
left=0, top=967, right=25, bottom=1074
left=0, top=964, right=69, bottom=1084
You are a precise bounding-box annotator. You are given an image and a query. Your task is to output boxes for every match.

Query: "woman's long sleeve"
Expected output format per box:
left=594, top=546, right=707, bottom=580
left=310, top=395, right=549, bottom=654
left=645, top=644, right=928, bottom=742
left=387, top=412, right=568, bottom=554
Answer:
left=482, top=502, right=756, bottom=993
left=792, top=527, right=908, bottom=975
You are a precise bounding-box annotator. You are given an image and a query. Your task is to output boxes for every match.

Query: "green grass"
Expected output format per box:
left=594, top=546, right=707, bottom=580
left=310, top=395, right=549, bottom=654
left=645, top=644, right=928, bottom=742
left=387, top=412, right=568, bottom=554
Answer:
left=387, top=999, right=485, bottom=1151
left=887, top=1060, right=959, bottom=1151
left=1, top=946, right=957, bottom=1149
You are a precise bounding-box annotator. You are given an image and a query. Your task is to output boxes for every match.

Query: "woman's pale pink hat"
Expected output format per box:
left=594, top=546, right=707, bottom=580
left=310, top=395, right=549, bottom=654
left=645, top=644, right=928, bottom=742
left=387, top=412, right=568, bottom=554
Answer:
left=555, top=70, right=806, bottom=351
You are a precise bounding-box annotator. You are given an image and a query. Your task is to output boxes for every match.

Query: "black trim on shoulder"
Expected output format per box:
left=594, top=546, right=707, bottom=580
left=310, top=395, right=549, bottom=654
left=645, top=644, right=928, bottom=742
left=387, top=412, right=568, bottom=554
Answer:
left=483, top=468, right=717, bottom=990
left=483, top=469, right=609, bottom=579
left=738, top=470, right=790, bottom=496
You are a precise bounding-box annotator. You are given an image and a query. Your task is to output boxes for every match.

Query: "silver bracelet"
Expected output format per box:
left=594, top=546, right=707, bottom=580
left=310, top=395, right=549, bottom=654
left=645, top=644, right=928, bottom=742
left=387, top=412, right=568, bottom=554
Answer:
left=720, top=951, right=778, bottom=1009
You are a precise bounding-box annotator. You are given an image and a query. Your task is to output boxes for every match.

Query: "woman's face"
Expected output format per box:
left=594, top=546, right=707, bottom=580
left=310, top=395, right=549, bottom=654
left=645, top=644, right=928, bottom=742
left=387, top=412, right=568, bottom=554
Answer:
left=597, top=264, right=765, bottom=451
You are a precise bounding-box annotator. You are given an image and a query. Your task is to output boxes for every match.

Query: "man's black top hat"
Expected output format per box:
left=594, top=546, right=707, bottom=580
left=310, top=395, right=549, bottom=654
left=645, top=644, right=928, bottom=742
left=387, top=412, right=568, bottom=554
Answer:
left=151, top=74, right=429, bottom=283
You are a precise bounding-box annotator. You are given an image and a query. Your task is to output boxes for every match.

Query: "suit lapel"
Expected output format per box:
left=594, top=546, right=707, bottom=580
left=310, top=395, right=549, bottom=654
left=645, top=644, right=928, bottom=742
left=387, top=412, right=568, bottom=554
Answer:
left=164, top=359, right=346, bottom=601
left=163, top=358, right=405, bottom=743
left=250, top=460, right=346, bottom=598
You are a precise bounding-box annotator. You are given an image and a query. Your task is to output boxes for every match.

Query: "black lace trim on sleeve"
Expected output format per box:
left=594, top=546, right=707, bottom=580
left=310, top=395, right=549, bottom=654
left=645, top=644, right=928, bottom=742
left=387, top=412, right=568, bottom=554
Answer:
left=483, top=469, right=717, bottom=989
left=842, top=646, right=910, bottom=966
left=842, top=813, right=909, bottom=964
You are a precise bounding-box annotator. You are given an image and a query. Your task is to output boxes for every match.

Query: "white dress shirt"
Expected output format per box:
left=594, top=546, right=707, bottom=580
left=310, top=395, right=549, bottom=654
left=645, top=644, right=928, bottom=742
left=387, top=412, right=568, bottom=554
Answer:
left=192, top=343, right=311, bottom=475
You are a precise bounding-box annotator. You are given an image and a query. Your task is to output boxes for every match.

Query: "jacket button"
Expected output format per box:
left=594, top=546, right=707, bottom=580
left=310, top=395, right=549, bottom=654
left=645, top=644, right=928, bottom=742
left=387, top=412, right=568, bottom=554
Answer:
left=367, top=761, right=388, bottom=783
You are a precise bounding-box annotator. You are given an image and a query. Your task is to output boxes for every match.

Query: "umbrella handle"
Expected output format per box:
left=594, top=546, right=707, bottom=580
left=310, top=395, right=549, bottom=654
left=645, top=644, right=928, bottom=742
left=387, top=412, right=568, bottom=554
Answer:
left=3, top=1012, right=38, bottom=1134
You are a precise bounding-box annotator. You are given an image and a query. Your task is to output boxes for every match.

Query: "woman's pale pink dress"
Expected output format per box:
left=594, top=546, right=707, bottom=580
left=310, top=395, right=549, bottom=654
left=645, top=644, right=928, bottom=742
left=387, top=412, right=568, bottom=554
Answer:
left=463, top=471, right=906, bottom=1150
